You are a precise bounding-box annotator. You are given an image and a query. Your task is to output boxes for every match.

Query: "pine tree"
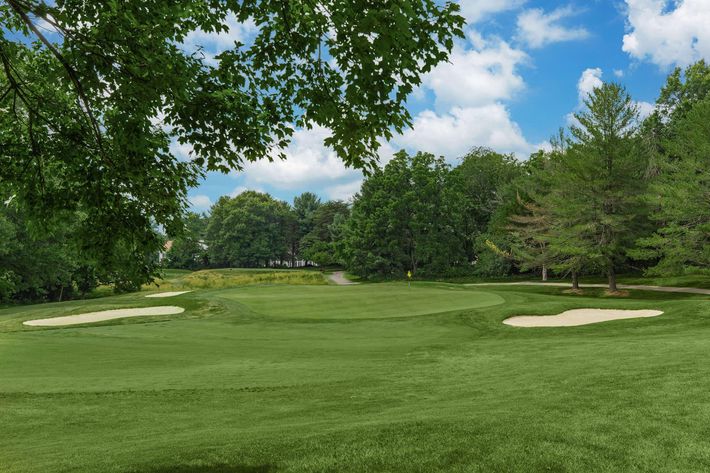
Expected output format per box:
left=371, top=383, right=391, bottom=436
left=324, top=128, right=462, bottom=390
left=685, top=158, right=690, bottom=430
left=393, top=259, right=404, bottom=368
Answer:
left=546, top=83, right=648, bottom=292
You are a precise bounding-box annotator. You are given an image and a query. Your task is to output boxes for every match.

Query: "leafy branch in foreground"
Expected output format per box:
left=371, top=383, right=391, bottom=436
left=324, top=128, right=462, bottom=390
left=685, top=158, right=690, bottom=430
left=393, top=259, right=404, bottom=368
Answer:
left=0, top=0, right=464, bottom=287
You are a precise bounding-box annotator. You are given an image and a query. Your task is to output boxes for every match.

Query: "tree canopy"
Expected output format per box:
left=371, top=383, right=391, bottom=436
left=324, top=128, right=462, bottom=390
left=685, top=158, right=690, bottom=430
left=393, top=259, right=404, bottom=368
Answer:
left=0, top=0, right=464, bottom=286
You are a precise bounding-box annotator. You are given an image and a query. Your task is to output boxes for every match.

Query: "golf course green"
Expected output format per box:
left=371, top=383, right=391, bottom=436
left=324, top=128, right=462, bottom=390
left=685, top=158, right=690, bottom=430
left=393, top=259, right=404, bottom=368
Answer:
left=2, top=270, right=710, bottom=472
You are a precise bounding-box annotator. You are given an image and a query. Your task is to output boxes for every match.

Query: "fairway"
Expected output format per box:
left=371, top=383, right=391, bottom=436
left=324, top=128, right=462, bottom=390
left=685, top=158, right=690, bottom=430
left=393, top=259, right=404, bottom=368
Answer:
left=2, top=280, right=710, bottom=472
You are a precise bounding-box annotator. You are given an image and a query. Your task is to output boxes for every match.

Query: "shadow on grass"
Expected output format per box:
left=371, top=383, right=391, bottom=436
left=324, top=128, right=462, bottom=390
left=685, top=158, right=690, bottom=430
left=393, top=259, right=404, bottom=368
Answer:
left=137, top=464, right=275, bottom=473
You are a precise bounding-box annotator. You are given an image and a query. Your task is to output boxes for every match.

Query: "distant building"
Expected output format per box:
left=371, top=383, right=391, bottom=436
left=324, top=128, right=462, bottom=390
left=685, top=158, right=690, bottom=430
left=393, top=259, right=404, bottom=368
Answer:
left=158, top=240, right=173, bottom=262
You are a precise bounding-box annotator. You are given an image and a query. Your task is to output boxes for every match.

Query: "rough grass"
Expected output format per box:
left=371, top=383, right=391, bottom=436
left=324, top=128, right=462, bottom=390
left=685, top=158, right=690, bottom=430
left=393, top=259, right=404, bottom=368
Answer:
left=1, top=279, right=710, bottom=472
left=145, top=268, right=327, bottom=291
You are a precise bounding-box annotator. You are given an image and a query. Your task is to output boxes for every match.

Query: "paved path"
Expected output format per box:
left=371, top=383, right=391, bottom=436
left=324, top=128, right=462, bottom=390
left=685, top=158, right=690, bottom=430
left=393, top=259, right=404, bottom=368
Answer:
left=328, top=271, right=358, bottom=286
left=465, top=281, right=710, bottom=295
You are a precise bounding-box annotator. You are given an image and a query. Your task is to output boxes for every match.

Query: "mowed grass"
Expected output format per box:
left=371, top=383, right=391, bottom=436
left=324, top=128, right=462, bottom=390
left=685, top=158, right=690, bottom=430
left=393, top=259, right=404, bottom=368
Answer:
left=1, top=276, right=710, bottom=472
left=221, top=284, right=504, bottom=319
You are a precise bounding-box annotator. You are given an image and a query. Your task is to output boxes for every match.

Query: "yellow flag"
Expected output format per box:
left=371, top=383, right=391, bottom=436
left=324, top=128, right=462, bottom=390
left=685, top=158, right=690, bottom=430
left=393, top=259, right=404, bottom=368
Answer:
left=407, top=271, right=412, bottom=279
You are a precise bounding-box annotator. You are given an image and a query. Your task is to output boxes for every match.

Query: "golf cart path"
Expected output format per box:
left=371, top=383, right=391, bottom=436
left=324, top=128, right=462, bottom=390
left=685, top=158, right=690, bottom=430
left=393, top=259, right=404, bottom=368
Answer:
left=466, top=281, right=710, bottom=295
left=329, top=271, right=358, bottom=285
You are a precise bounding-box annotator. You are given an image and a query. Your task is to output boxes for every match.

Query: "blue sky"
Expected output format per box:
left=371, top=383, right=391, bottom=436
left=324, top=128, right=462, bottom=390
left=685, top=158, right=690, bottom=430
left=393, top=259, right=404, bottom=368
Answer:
left=185, top=0, right=710, bottom=211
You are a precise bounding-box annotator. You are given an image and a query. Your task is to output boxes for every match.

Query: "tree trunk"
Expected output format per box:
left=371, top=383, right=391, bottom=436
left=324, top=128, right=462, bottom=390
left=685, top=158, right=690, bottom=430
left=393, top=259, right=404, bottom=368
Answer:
left=58, top=285, right=64, bottom=302
left=541, top=265, right=548, bottom=281
left=571, top=271, right=579, bottom=290
left=607, top=265, right=617, bottom=292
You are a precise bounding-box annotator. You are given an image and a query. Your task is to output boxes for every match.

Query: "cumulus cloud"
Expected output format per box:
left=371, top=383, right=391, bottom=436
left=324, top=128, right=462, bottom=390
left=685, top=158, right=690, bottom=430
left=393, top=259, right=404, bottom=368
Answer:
left=209, top=10, right=544, bottom=197
left=189, top=194, right=213, bottom=212
left=169, top=140, right=194, bottom=162
left=635, top=100, right=656, bottom=120
left=230, top=185, right=264, bottom=197
left=577, top=67, right=604, bottom=101
left=568, top=68, right=656, bottom=124
left=516, top=6, right=590, bottom=49
left=623, top=0, right=710, bottom=68
left=458, top=0, right=527, bottom=24
left=395, top=105, right=539, bottom=159
left=182, top=13, right=257, bottom=64
left=397, top=32, right=541, bottom=160
left=422, top=38, right=527, bottom=109
left=235, top=125, right=359, bottom=190
left=566, top=67, right=603, bottom=125
left=325, top=180, right=363, bottom=202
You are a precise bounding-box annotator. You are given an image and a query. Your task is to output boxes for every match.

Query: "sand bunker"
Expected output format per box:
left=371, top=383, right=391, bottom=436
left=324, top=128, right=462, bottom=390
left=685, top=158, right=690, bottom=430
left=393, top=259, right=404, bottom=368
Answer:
left=145, top=291, right=192, bottom=298
left=503, top=309, right=663, bottom=327
left=23, top=306, right=185, bottom=327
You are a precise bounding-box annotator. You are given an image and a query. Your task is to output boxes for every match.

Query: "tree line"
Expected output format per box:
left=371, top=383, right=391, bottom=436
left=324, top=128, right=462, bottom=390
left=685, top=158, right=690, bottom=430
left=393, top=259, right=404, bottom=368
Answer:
left=2, top=60, right=708, bottom=303
left=339, top=61, right=709, bottom=289
left=165, top=191, right=350, bottom=272
left=169, top=60, right=708, bottom=290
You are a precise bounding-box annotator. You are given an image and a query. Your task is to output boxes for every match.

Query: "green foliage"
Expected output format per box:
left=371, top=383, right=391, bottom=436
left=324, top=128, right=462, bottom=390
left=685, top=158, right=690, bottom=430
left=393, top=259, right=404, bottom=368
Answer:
left=165, top=212, right=209, bottom=270
left=293, top=192, right=322, bottom=237
left=0, top=38, right=196, bottom=287
left=0, top=201, right=99, bottom=303
left=655, top=60, right=710, bottom=126
left=344, top=151, right=465, bottom=277
left=634, top=98, right=710, bottom=274
left=300, top=201, right=350, bottom=266
left=449, top=147, right=522, bottom=263
left=0, top=0, right=464, bottom=282
left=544, top=83, right=649, bottom=288
left=206, top=191, right=294, bottom=268
left=289, top=192, right=322, bottom=264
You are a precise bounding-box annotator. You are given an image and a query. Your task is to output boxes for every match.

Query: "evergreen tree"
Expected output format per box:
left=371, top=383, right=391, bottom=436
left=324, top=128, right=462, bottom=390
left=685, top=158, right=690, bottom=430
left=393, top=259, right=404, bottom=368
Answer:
left=546, top=83, right=648, bottom=291
left=634, top=99, right=710, bottom=274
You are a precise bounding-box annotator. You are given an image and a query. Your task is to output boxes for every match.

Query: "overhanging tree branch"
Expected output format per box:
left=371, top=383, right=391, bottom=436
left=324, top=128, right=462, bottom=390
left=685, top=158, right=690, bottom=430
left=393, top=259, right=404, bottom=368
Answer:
left=7, top=0, right=107, bottom=162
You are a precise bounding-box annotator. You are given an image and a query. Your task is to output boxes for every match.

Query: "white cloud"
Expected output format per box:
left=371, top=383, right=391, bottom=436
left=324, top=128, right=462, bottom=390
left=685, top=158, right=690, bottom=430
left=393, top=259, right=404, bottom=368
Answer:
left=182, top=13, right=257, bottom=64
left=516, top=6, right=590, bottom=49
left=325, top=180, right=363, bottom=202
left=613, top=69, right=625, bottom=78
left=458, top=0, right=527, bottom=24
left=236, top=125, right=359, bottom=189
left=217, top=25, right=541, bottom=196
left=189, top=194, right=213, bottom=212
left=422, top=38, right=527, bottom=109
left=566, top=67, right=603, bottom=125
left=623, top=0, right=710, bottom=68
left=395, top=105, right=539, bottom=159
left=169, top=140, right=194, bottom=162
left=35, top=17, right=59, bottom=35
left=577, top=67, right=604, bottom=101
left=636, top=100, right=656, bottom=119
left=568, top=68, right=656, bottom=124
left=230, top=185, right=264, bottom=197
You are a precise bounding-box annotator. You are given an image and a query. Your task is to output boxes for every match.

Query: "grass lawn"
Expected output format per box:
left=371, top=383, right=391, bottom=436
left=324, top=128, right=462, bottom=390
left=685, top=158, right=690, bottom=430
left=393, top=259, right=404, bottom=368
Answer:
left=1, top=273, right=710, bottom=472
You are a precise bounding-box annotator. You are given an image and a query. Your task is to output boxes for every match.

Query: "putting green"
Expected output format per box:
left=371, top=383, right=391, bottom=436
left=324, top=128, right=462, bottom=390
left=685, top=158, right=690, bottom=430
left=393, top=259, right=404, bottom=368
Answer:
left=219, top=283, right=505, bottom=319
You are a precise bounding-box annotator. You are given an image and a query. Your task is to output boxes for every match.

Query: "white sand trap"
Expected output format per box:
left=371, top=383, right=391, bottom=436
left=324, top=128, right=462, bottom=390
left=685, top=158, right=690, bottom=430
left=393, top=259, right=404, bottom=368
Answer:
left=504, top=309, right=663, bottom=327
left=23, top=306, right=185, bottom=327
left=145, top=291, right=192, bottom=298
